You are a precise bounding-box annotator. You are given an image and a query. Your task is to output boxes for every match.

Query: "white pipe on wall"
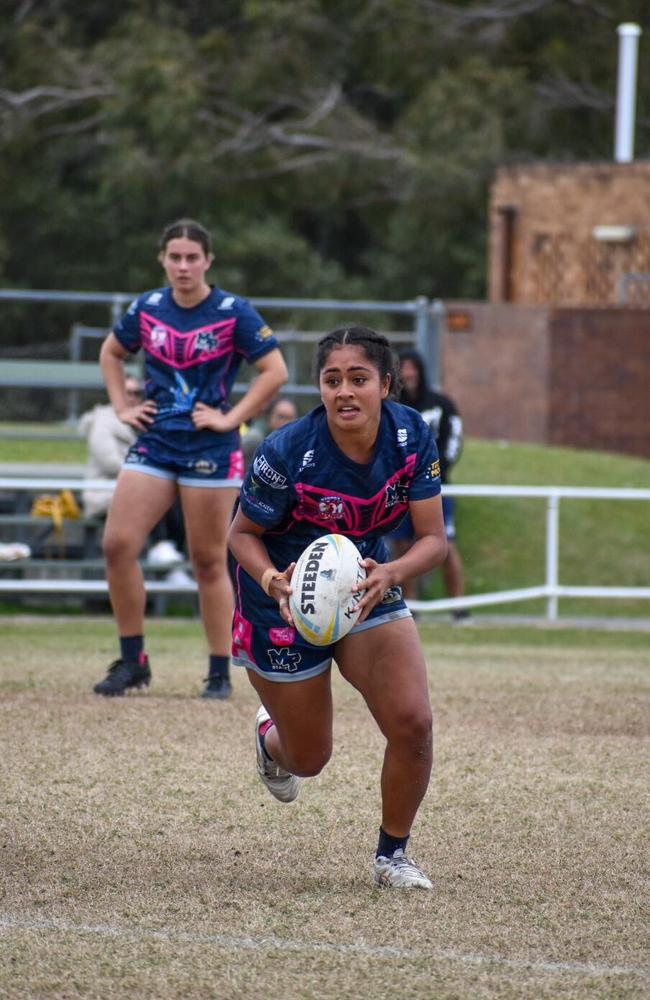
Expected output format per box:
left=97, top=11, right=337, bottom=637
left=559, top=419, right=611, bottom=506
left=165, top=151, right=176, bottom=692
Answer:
left=615, top=23, right=642, bottom=163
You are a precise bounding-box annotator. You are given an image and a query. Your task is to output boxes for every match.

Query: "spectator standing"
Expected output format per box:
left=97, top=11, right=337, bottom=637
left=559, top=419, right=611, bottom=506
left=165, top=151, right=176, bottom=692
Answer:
left=395, top=349, right=468, bottom=620
left=93, top=218, right=287, bottom=700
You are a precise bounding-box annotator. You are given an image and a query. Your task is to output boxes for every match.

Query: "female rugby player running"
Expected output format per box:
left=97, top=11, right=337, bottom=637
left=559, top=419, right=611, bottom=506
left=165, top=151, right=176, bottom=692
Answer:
left=228, top=326, right=447, bottom=889
left=93, top=219, right=287, bottom=699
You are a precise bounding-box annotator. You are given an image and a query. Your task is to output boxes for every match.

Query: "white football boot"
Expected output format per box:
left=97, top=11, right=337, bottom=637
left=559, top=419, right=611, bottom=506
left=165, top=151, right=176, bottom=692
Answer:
left=255, top=705, right=300, bottom=803
left=373, top=848, right=433, bottom=889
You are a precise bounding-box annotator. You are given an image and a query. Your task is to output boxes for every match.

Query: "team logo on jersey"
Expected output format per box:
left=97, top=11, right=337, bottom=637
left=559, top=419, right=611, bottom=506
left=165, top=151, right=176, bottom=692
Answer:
left=300, top=449, right=315, bottom=470
left=258, top=325, right=273, bottom=339
left=426, top=459, right=441, bottom=480
left=253, top=453, right=287, bottom=489
left=151, top=325, right=167, bottom=347
left=218, top=296, right=235, bottom=309
left=267, top=648, right=302, bottom=672
left=397, top=428, right=408, bottom=446
left=195, top=330, right=217, bottom=352
left=318, top=496, right=344, bottom=519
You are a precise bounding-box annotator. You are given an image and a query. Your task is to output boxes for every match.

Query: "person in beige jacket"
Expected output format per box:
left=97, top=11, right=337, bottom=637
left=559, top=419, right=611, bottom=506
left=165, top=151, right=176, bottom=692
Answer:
left=78, top=377, right=141, bottom=518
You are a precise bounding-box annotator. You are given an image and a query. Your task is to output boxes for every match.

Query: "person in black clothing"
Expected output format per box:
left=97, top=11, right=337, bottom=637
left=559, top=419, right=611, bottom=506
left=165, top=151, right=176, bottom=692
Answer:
left=393, top=349, right=468, bottom=619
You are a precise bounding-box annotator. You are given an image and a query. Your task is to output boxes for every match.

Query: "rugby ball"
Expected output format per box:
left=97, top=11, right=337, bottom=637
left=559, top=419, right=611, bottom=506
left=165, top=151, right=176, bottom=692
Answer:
left=289, top=534, right=367, bottom=646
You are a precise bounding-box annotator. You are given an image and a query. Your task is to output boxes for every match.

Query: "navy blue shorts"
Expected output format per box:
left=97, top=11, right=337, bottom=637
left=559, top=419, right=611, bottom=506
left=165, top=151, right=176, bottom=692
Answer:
left=231, top=564, right=410, bottom=683
left=390, top=495, right=456, bottom=542
left=123, top=429, right=244, bottom=488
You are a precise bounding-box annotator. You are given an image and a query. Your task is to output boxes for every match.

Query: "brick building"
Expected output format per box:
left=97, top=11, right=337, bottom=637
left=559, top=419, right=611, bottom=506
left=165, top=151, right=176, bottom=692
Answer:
left=488, top=162, right=650, bottom=306
left=436, top=162, right=650, bottom=459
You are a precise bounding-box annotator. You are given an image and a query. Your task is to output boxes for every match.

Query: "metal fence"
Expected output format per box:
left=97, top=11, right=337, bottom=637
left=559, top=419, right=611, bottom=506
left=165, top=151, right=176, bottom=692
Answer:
left=0, top=288, right=445, bottom=421
left=1, top=477, right=648, bottom=622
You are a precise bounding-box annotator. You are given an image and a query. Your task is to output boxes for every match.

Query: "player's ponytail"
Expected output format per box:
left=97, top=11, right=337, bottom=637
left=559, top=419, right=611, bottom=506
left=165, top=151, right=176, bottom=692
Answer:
left=314, top=326, right=399, bottom=398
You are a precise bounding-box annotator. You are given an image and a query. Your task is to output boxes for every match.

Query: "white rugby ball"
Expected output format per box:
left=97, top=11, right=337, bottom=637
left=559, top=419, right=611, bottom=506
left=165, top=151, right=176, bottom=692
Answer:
left=289, top=534, right=367, bottom=646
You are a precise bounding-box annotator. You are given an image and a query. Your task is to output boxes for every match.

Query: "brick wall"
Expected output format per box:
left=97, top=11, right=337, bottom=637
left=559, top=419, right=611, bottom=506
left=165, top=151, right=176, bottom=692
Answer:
left=489, top=163, right=650, bottom=306
left=440, top=302, right=650, bottom=459
left=547, top=309, right=650, bottom=457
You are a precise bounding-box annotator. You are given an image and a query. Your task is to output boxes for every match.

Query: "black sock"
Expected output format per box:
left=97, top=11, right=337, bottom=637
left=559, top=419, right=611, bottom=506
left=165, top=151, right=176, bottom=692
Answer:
left=208, top=654, right=230, bottom=681
left=120, top=634, right=144, bottom=662
left=376, top=826, right=409, bottom=859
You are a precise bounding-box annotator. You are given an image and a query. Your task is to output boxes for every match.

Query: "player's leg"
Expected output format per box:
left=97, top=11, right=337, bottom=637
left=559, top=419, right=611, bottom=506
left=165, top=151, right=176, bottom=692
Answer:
left=247, top=668, right=334, bottom=777
left=179, top=483, right=238, bottom=696
left=95, top=469, right=177, bottom=695
left=441, top=496, right=469, bottom=620
left=336, top=616, right=434, bottom=887
left=442, top=539, right=465, bottom=598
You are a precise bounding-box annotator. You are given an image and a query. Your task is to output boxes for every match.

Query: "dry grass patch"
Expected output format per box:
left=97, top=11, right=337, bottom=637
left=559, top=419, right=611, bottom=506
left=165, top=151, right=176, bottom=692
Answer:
left=1, top=618, right=648, bottom=999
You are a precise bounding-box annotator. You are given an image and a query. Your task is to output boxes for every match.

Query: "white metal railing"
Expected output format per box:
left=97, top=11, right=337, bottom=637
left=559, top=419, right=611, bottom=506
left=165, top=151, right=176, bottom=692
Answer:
left=0, top=478, right=649, bottom=620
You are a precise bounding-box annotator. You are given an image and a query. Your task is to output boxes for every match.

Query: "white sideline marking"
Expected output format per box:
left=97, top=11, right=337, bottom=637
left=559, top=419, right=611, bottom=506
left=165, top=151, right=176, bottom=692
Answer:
left=0, top=914, right=647, bottom=979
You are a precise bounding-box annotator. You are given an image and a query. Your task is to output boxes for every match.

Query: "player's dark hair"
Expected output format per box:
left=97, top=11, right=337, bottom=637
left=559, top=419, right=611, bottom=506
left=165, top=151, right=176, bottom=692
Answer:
left=397, top=348, right=431, bottom=409
left=159, top=219, right=212, bottom=256
left=315, top=326, right=400, bottom=397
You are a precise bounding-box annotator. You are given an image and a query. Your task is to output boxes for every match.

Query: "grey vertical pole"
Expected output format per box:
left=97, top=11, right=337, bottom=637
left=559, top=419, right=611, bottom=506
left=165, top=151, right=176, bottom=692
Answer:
left=414, top=295, right=441, bottom=388
left=67, top=324, right=82, bottom=423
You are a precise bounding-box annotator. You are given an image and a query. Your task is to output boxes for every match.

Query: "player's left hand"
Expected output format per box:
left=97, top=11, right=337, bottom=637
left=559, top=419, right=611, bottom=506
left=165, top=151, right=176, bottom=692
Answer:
left=191, top=402, right=235, bottom=433
left=270, top=562, right=296, bottom=626
left=352, top=558, right=395, bottom=623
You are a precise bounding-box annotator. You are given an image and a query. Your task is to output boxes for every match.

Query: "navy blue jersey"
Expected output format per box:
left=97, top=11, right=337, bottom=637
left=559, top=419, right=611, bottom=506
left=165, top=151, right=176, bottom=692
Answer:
left=113, top=286, right=278, bottom=438
left=239, top=400, right=442, bottom=571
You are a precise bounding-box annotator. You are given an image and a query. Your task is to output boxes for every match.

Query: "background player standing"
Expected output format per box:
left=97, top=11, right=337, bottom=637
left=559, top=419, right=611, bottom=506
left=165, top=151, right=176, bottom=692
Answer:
left=393, top=348, right=468, bottom=619
left=228, top=326, right=447, bottom=888
left=93, top=218, right=287, bottom=699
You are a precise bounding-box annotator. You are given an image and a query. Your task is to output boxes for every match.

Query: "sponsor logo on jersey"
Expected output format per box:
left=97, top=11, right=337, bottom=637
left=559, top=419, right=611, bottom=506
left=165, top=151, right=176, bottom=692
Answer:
left=268, top=626, right=296, bottom=646
left=298, top=539, right=328, bottom=615
left=253, top=453, right=287, bottom=489
left=242, top=484, right=275, bottom=515
left=300, top=449, right=315, bottom=470
left=318, top=496, right=343, bottom=519
left=218, top=296, right=235, bottom=309
left=267, top=648, right=302, bottom=672
left=145, top=292, right=163, bottom=306
left=151, top=325, right=167, bottom=347
left=426, top=459, right=441, bottom=480
left=194, top=459, right=217, bottom=475
left=397, top=427, right=408, bottom=446
left=381, top=585, right=403, bottom=605
left=156, top=372, right=198, bottom=416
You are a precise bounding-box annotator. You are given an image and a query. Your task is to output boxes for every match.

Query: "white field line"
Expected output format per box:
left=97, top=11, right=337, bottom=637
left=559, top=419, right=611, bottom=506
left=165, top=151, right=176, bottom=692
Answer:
left=0, top=914, right=647, bottom=980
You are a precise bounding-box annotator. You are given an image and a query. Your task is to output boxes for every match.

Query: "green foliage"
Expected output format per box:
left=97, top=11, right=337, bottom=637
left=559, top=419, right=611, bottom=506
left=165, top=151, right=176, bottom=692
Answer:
left=1, top=1, right=648, bottom=325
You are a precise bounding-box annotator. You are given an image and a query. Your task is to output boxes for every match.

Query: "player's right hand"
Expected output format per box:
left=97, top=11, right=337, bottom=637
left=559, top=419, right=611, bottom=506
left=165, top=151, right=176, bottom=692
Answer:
left=118, top=399, right=157, bottom=431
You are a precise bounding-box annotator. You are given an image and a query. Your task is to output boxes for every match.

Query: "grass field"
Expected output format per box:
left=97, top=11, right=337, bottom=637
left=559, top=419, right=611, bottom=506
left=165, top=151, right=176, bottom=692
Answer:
left=1, top=617, right=648, bottom=999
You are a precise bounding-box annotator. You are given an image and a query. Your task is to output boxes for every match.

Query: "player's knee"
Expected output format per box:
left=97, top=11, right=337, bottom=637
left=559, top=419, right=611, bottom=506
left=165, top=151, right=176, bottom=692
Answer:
left=285, top=742, right=332, bottom=777
left=102, top=530, right=137, bottom=564
left=189, top=547, right=226, bottom=583
left=390, top=705, right=433, bottom=755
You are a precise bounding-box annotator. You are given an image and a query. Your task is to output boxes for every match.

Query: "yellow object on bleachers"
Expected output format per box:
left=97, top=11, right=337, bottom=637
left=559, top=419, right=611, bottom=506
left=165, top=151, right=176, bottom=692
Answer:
left=30, top=489, right=81, bottom=532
